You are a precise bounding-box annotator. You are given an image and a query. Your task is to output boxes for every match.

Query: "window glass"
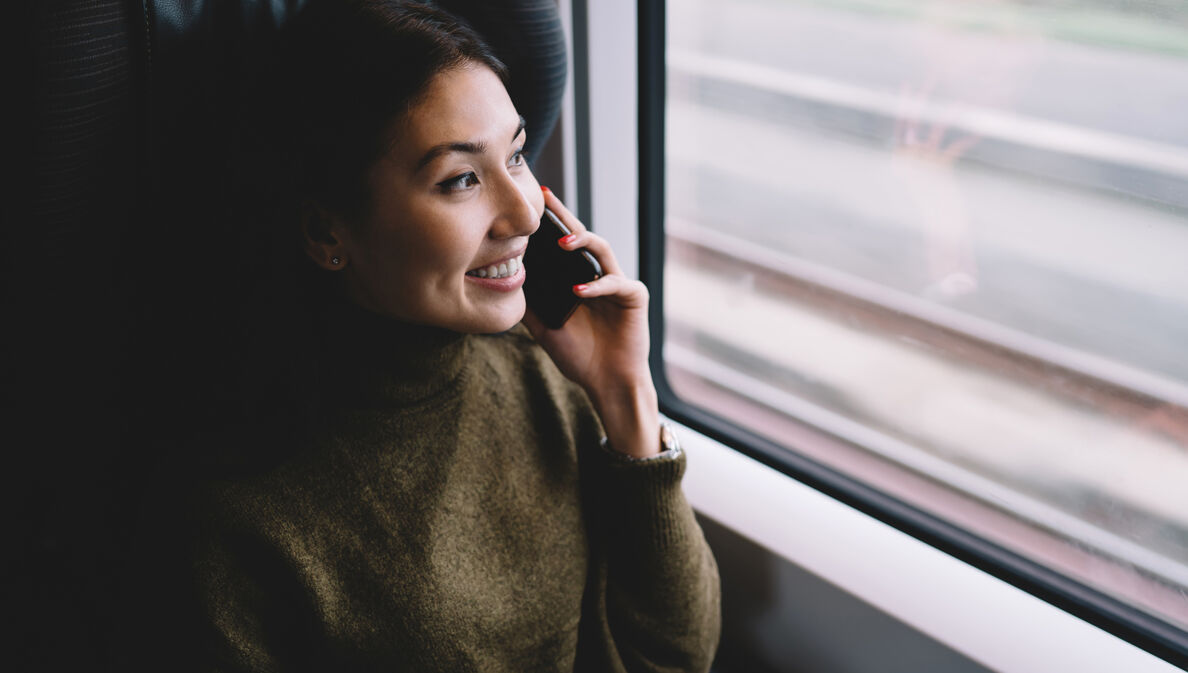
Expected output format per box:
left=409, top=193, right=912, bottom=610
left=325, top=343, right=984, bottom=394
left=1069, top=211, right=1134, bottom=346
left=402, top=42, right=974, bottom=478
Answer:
left=664, top=0, right=1188, bottom=629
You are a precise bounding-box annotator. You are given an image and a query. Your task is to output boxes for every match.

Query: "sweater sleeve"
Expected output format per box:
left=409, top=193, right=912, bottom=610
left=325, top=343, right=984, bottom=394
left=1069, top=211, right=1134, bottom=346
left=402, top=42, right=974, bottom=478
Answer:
left=119, top=476, right=323, bottom=673
left=576, top=441, right=722, bottom=673
left=189, top=517, right=319, bottom=673
left=161, top=488, right=330, bottom=673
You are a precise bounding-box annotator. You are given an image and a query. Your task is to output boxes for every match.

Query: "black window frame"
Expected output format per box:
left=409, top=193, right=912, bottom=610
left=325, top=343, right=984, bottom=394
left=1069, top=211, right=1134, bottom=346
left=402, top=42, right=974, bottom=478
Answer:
left=635, top=1, right=1188, bottom=668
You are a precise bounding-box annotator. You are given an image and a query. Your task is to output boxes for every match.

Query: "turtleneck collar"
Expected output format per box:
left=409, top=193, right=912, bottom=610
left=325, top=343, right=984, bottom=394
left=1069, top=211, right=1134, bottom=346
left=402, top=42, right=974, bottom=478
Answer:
left=314, top=298, right=473, bottom=409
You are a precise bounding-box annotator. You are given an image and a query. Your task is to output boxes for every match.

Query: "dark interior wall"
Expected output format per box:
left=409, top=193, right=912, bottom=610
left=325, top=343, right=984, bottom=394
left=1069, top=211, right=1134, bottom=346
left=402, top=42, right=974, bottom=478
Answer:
left=9, top=1, right=144, bottom=669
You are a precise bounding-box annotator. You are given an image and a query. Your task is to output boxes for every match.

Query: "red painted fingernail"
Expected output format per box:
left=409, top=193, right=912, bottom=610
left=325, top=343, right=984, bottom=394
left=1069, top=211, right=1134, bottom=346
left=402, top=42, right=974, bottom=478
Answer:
left=573, top=283, right=588, bottom=293
left=540, top=185, right=551, bottom=194
left=558, top=234, right=577, bottom=245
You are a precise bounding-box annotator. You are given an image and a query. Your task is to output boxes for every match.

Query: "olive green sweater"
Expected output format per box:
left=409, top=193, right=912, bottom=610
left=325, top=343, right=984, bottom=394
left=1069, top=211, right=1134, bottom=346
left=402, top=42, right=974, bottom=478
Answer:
left=128, top=301, right=719, bottom=672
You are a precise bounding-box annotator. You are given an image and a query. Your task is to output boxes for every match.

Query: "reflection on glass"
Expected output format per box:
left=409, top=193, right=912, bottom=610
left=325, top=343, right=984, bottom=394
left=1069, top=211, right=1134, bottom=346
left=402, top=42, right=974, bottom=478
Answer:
left=665, top=0, right=1188, bottom=628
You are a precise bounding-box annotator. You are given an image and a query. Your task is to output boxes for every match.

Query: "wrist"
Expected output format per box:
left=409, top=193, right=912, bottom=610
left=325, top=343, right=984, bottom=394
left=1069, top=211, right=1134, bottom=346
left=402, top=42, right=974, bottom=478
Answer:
left=591, top=378, right=661, bottom=459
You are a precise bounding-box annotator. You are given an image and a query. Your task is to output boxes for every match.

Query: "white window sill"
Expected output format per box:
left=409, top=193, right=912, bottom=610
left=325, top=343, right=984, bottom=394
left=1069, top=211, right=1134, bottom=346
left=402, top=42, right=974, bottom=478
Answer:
left=677, top=420, right=1183, bottom=673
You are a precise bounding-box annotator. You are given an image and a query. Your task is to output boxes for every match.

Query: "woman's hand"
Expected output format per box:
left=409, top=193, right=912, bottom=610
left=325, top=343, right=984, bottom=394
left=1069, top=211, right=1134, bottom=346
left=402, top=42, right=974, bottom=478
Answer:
left=521, top=187, right=661, bottom=458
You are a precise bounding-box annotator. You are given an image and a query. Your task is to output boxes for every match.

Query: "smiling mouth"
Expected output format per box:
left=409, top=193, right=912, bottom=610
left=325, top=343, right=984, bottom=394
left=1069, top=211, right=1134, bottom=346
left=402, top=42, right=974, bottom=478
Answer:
left=466, top=253, right=524, bottom=279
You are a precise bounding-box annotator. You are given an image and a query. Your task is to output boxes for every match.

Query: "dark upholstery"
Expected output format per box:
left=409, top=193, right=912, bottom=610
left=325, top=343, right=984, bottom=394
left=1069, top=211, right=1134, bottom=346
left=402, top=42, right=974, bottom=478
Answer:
left=10, top=2, right=567, bottom=668
left=437, top=0, right=567, bottom=164
left=11, top=2, right=143, bottom=670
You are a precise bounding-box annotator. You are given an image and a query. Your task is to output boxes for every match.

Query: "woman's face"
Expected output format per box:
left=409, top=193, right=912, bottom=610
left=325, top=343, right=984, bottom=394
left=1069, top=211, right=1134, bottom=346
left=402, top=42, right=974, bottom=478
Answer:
left=328, top=64, right=544, bottom=333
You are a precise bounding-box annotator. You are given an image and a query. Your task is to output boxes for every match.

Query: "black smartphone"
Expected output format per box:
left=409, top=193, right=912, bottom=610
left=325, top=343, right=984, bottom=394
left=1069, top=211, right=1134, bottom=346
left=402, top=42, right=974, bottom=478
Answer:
left=523, top=207, right=603, bottom=329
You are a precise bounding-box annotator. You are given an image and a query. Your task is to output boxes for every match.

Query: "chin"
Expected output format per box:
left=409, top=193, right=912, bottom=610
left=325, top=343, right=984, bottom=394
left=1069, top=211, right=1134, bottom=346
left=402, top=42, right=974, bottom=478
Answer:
left=462, top=297, right=527, bottom=334
left=490, top=305, right=528, bottom=334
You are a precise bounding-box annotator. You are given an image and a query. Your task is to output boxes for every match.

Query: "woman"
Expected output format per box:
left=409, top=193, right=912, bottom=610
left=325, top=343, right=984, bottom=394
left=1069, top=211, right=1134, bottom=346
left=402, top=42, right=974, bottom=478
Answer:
left=129, top=1, right=720, bottom=670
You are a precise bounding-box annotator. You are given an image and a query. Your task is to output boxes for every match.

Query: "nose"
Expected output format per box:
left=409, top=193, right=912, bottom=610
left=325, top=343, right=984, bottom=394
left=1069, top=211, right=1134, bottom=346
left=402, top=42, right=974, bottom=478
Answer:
left=489, top=171, right=541, bottom=240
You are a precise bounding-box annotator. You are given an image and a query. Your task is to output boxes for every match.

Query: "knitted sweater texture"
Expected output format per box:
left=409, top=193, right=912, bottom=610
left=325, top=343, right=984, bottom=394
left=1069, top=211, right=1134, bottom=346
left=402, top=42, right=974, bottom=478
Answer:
left=129, top=302, right=720, bottom=672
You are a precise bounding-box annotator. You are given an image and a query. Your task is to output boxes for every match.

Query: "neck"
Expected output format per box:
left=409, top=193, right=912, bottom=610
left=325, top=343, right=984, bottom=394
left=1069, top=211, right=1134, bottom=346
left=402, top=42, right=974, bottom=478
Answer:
left=315, top=298, right=472, bottom=408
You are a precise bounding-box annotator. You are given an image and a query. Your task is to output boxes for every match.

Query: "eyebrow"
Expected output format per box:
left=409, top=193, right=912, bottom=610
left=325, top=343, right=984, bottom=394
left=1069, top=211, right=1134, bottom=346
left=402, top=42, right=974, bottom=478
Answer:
left=415, top=115, right=527, bottom=173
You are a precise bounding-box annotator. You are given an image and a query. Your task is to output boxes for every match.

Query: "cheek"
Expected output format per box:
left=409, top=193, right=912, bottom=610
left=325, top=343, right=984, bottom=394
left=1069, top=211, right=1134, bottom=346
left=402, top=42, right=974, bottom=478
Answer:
left=420, top=223, right=485, bottom=282
left=374, top=206, right=474, bottom=281
left=408, top=234, right=473, bottom=284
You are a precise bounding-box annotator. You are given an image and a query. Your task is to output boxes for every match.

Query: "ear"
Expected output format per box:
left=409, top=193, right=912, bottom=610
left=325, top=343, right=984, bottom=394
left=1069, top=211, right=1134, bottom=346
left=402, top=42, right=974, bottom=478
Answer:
left=300, top=201, right=350, bottom=271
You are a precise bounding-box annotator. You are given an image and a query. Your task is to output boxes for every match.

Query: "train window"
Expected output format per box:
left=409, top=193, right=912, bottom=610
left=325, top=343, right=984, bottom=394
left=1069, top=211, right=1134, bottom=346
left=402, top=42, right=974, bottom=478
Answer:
left=650, top=0, right=1188, bottom=661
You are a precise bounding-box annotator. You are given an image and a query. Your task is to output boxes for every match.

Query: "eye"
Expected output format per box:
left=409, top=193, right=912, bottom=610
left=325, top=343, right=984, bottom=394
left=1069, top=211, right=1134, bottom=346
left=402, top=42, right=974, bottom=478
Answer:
left=508, top=147, right=526, bottom=168
left=437, top=171, right=480, bottom=193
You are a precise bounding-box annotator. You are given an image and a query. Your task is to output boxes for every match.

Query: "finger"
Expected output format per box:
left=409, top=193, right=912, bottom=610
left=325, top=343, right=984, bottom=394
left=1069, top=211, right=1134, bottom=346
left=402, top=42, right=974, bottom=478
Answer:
left=557, top=231, right=623, bottom=277
left=540, top=188, right=624, bottom=278
left=540, top=187, right=587, bottom=236
left=572, top=274, right=648, bottom=309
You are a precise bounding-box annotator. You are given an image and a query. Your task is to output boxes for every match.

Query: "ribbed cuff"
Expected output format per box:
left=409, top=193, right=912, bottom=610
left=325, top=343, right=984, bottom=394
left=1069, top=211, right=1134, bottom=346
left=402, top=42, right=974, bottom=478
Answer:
left=592, top=444, right=689, bottom=551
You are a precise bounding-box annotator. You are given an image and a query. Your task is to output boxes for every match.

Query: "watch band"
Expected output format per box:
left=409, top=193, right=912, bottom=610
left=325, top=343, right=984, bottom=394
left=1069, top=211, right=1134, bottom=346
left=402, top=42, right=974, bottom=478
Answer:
left=599, top=421, right=683, bottom=462
left=659, top=420, right=681, bottom=454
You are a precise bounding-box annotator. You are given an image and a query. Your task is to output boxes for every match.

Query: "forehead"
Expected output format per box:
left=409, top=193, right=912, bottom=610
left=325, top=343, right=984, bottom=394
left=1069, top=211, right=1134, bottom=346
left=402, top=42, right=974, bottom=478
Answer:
left=399, top=65, right=519, bottom=154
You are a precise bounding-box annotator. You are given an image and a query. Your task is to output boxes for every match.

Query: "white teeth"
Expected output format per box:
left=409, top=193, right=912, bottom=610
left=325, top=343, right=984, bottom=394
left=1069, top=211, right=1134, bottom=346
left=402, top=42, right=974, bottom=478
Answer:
left=470, top=254, right=523, bottom=279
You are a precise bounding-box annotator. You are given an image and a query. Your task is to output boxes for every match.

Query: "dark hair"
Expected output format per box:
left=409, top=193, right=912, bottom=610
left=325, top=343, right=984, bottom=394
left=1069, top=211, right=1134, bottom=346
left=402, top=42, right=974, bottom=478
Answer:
left=220, top=1, right=509, bottom=421
left=270, top=0, right=507, bottom=221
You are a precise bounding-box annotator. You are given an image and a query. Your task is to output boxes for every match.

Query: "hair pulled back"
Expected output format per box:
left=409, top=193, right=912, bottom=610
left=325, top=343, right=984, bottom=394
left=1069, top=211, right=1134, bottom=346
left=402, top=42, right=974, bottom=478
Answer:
left=227, top=1, right=507, bottom=421
left=270, top=0, right=507, bottom=221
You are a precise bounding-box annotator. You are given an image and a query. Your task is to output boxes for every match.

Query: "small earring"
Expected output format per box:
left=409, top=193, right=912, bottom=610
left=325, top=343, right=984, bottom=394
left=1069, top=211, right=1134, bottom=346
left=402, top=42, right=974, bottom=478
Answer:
left=331, top=256, right=342, bottom=266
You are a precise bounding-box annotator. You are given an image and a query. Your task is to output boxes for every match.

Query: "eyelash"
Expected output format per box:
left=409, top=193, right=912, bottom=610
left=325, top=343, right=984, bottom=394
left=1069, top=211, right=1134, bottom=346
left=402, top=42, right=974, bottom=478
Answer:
left=438, top=172, right=480, bottom=193
left=436, top=146, right=527, bottom=194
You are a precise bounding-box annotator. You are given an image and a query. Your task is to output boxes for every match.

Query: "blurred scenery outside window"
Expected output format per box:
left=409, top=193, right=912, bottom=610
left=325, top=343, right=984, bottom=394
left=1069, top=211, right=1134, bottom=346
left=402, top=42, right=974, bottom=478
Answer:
left=664, top=0, right=1188, bottom=628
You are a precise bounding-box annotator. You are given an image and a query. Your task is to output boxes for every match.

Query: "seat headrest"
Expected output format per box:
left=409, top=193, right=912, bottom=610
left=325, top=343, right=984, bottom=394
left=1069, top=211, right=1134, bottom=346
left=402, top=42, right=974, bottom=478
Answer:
left=147, top=0, right=566, bottom=165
